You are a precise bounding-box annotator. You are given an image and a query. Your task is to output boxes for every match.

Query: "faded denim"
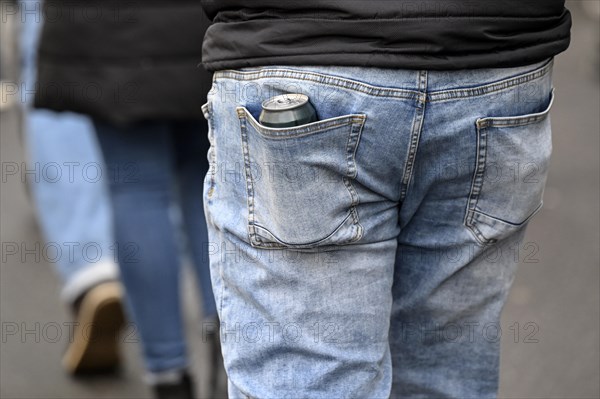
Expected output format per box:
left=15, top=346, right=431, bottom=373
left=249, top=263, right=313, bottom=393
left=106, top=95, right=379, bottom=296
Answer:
left=202, top=58, right=554, bottom=398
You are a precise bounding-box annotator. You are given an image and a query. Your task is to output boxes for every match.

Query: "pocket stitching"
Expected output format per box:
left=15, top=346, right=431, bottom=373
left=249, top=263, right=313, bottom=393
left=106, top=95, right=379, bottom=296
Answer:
left=202, top=102, right=217, bottom=198
left=469, top=203, right=544, bottom=245
left=251, top=210, right=358, bottom=248
left=238, top=111, right=366, bottom=249
left=237, top=106, right=366, bottom=138
left=473, top=202, right=544, bottom=227
left=464, top=119, right=491, bottom=244
left=465, top=90, right=554, bottom=245
left=476, top=88, right=555, bottom=129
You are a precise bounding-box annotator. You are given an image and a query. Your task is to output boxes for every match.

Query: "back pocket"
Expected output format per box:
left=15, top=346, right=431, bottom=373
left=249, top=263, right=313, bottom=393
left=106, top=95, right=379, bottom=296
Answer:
left=237, top=107, right=366, bottom=249
left=465, top=89, right=555, bottom=244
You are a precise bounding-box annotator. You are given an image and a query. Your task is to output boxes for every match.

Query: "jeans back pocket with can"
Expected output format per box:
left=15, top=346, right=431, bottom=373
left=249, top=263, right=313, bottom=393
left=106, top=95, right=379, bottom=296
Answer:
left=237, top=107, right=366, bottom=250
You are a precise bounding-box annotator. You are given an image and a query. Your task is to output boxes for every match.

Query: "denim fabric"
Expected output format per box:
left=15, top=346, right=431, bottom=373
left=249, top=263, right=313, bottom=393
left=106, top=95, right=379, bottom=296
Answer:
left=94, top=120, right=217, bottom=372
left=20, top=5, right=118, bottom=303
left=203, top=58, right=554, bottom=398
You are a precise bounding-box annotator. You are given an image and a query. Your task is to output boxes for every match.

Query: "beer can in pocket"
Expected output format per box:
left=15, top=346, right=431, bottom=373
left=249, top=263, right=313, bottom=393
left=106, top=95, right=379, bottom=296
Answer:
left=259, top=94, right=317, bottom=128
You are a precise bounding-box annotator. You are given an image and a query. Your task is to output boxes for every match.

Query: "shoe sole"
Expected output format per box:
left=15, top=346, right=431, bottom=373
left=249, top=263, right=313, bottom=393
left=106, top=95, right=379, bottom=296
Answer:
left=62, top=283, right=125, bottom=375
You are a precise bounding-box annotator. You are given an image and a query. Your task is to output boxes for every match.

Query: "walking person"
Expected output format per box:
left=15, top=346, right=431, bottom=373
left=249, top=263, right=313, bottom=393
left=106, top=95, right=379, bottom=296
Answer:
left=19, top=0, right=124, bottom=375
left=34, top=1, right=223, bottom=397
left=199, top=1, right=572, bottom=397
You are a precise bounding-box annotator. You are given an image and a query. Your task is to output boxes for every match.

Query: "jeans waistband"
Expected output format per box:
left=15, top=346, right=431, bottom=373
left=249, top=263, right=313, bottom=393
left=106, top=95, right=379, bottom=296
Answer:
left=215, top=58, right=553, bottom=102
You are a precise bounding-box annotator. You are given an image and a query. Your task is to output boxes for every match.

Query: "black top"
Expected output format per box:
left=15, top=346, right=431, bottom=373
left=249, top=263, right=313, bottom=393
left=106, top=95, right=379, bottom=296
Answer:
left=200, top=0, right=571, bottom=71
left=34, top=0, right=212, bottom=125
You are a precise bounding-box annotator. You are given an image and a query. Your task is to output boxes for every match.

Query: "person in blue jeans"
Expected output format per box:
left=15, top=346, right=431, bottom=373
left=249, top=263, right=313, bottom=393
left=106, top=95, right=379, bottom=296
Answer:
left=199, top=1, right=571, bottom=397
left=93, top=119, right=219, bottom=395
left=19, top=2, right=124, bottom=375
left=32, top=1, right=222, bottom=397
left=203, top=58, right=557, bottom=399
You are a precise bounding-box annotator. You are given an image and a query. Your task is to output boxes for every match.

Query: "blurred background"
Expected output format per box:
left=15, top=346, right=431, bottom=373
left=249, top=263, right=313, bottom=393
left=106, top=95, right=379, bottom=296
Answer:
left=1, top=0, right=599, bottom=398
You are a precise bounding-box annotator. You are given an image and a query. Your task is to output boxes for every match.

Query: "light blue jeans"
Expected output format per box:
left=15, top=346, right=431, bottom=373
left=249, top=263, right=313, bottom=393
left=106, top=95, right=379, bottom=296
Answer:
left=20, top=3, right=118, bottom=304
left=203, top=58, right=554, bottom=398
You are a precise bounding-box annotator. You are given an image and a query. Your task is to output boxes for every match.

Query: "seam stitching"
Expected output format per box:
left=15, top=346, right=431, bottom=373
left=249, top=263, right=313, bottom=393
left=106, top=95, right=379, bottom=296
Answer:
left=400, top=71, right=428, bottom=201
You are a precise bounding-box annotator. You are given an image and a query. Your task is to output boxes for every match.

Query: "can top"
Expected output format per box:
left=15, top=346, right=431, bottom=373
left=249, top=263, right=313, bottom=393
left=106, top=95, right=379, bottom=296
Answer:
left=261, top=94, right=309, bottom=111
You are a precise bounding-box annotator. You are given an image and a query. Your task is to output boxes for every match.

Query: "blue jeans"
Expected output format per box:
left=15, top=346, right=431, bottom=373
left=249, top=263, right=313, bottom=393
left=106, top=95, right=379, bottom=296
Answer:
left=20, top=3, right=118, bottom=304
left=203, top=58, right=554, bottom=398
left=94, top=120, right=217, bottom=373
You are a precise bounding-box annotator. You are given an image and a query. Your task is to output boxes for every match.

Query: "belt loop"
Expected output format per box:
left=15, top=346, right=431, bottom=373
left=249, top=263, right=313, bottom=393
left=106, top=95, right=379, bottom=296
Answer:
left=417, top=70, right=428, bottom=107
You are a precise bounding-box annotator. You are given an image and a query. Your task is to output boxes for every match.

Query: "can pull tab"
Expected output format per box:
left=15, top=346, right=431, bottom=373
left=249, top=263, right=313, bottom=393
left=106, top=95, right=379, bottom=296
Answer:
left=277, top=98, right=294, bottom=107
left=261, top=94, right=310, bottom=111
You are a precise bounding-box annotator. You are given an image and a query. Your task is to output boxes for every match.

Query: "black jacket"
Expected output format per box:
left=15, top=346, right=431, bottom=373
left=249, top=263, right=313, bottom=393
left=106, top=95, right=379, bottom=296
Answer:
left=201, top=0, right=571, bottom=71
left=34, top=0, right=212, bottom=125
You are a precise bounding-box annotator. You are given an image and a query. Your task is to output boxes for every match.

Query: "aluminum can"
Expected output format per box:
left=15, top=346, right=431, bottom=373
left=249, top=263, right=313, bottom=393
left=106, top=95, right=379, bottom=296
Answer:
left=259, top=94, right=317, bottom=128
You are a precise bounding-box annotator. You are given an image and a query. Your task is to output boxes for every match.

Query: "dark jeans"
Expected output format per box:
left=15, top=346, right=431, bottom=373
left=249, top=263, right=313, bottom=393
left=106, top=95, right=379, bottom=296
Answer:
left=95, top=119, right=216, bottom=372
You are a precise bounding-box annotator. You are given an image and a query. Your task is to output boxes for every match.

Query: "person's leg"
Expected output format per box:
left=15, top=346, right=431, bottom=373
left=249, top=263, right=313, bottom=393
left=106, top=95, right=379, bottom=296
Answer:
left=26, top=112, right=120, bottom=300
left=93, top=121, right=189, bottom=376
left=20, top=9, right=124, bottom=375
left=390, top=59, right=554, bottom=398
left=25, top=112, right=126, bottom=374
left=203, top=66, right=423, bottom=398
left=171, top=120, right=217, bottom=321
left=172, top=120, right=225, bottom=396
left=21, top=0, right=118, bottom=304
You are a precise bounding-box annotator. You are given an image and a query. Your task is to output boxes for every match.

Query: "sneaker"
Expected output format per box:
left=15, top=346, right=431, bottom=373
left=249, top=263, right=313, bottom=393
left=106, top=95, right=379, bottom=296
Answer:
left=153, top=372, right=195, bottom=399
left=62, top=281, right=125, bottom=375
